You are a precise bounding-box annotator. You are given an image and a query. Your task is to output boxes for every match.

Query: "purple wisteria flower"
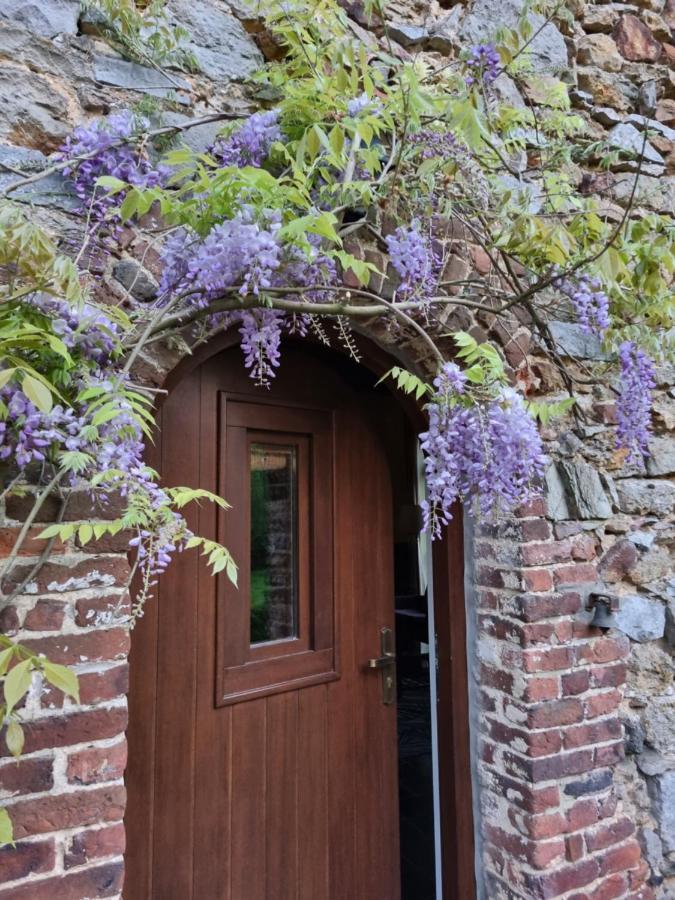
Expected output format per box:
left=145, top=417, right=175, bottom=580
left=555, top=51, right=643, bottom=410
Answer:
left=616, top=341, right=655, bottom=463
left=385, top=222, right=440, bottom=302
left=211, top=110, right=282, bottom=168
left=346, top=92, right=382, bottom=118
left=554, top=272, right=610, bottom=336
left=408, top=129, right=464, bottom=162
left=419, top=384, right=547, bottom=537
left=26, top=294, right=120, bottom=364
left=465, top=44, right=500, bottom=87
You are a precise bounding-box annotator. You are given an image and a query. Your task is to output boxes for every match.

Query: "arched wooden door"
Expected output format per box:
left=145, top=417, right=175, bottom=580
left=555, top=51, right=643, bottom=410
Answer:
left=124, top=343, right=401, bottom=899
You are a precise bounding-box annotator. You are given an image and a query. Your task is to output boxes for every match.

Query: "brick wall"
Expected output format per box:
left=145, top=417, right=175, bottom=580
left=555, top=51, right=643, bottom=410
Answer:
left=0, top=490, right=130, bottom=899
left=474, top=500, right=653, bottom=899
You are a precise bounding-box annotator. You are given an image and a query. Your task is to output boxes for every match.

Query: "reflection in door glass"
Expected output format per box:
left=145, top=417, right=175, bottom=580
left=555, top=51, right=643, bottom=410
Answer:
left=250, top=443, right=298, bottom=644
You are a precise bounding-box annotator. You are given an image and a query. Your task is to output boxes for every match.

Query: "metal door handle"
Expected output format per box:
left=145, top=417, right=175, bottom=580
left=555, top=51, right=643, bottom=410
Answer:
left=367, top=627, right=396, bottom=704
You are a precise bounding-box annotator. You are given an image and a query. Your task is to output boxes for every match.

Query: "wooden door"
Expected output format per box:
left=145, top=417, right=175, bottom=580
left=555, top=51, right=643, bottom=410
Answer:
left=124, top=343, right=401, bottom=900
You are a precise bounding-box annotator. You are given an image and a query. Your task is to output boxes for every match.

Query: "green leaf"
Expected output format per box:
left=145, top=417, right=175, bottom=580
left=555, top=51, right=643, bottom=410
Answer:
left=42, top=662, right=79, bottom=703
left=0, top=647, right=14, bottom=677
left=96, top=175, right=128, bottom=193
left=21, top=374, right=52, bottom=413
left=0, top=807, right=14, bottom=847
left=78, top=523, right=93, bottom=545
left=5, top=721, right=24, bottom=758
left=0, top=368, right=16, bottom=390
left=4, top=659, right=33, bottom=716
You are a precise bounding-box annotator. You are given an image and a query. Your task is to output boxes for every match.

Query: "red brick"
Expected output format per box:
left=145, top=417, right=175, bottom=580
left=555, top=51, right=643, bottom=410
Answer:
left=67, top=740, right=127, bottom=786
left=487, top=772, right=560, bottom=813
left=75, top=594, right=130, bottom=628
left=0, top=757, right=53, bottom=796
left=521, top=519, right=552, bottom=542
left=598, top=539, right=638, bottom=582
left=590, top=664, right=627, bottom=690
left=0, top=607, right=19, bottom=634
left=585, top=689, right=622, bottom=719
left=516, top=498, right=547, bottom=517
left=554, top=619, right=574, bottom=642
left=485, top=823, right=565, bottom=869
left=524, top=676, right=560, bottom=702
left=600, top=838, right=642, bottom=875
left=563, top=717, right=622, bottom=749
left=6, top=490, right=125, bottom=524
left=595, top=741, right=625, bottom=767
left=6, top=785, right=126, bottom=838
left=562, top=670, right=590, bottom=696
left=590, top=873, right=630, bottom=900
left=522, top=646, right=574, bottom=673
left=529, top=698, right=583, bottom=729
left=577, top=635, right=630, bottom=665
left=520, top=811, right=567, bottom=840
left=0, top=861, right=123, bottom=899
left=0, top=528, right=66, bottom=557
left=1, top=708, right=127, bottom=758
left=480, top=663, right=514, bottom=694
left=522, top=569, right=554, bottom=592
left=64, top=823, right=125, bottom=869
left=21, top=628, right=129, bottom=666
left=521, top=622, right=556, bottom=645
left=521, top=541, right=572, bottom=566
left=505, top=748, right=594, bottom=782
left=2, top=556, right=130, bottom=595
left=0, top=838, right=54, bottom=883
left=586, top=817, right=634, bottom=852
left=571, top=533, right=597, bottom=561
left=23, top=600, right=66, bottom=632
left=553, top=563, right=597, bottom=587
left=568, top=798, right=600, bottom=831
left=525, top=857, right=600, bottom=895
left=488, top=718, right=562, bottom=757
left=566, top=832, right=585, bottom=862
left=513, top=592, right=581, bottom=622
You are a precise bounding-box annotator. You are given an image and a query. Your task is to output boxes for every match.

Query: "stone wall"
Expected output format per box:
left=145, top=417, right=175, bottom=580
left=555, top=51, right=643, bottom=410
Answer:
left=0, top=0, right=673, bottom=899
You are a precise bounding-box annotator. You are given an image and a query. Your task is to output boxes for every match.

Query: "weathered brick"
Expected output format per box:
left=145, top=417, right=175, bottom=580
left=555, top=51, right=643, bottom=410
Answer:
left=567, top=798, right=600, bottom=831
left=64, top=823, right=125, bottom=869
left=564, top=769, right=614, bottom=798
left=487, top=718, right=562, bottom=757
left=487, top=772, right=560, bottom=813
left=75, top=594, right=130, bottom=628
left=67, top=740, right=127, bottom=786
left=485, top=823, right=565, bottom=869
left=589, top=664, right=626, bottom=690
left=599, top=838, right=642, bottom=875
left=522, top=569, right=554, bottom=592
left=505, top=748, right=594, bottom=782
left=1, top=707, right=127, bottom=758
left=524, top=857, right=600, bottom=896
left=0, top=607, right=19, bottom=634
left=594, top=741, right=625, bottom=768
left=0, top=757, right=53, bottom=796
left=512, top=592, right=582, bottom=623
left=23, top=600, right=66, bottom=632
left=521, top=541, right=572, bottom=566
left=6, top=785, right=126, bottom=838
left=0, top=838, right=55, bottom=883
left=566, top=832, right=585, bottom=862
left=563, top=716, right=622, bottom=749
left=552, top=563, right=597, bottom=587
left=576, top=635, right=630, bottom=665
left=0, top=861, right=123, bottom=899
left=0, top=528, right=65, bottom=557
left=528, top=698, right=583, bottom=729
left=585, top=689, right=622, bottom=719
left=3, top=557, right=130, bottom=595
left=6, top=490, right=125, bottom=524
left=590, top=873, right=630, bottom=900
left=562, top=670, right=590, bottom=696
left=522, top=646, right=574, bottom=673
left=523, top=676, right=560, bottom=702
left=585, top=816, right=634, bottom=851
left=21, top=629, right=129, bottom=666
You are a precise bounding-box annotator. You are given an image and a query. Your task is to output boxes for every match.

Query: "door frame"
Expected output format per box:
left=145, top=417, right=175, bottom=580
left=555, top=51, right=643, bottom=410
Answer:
left=126, top=329, right=475, bottom=899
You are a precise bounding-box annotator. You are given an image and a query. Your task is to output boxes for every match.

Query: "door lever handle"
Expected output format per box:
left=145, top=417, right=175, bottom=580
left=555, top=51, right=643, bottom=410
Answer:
left=368, top=653, right=395, bottom=669
left=367, top=627, right=396, bottom=704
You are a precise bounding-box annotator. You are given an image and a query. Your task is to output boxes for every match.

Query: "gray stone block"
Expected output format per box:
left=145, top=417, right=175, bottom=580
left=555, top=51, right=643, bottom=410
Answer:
left=650, top=771, right=675, bottom=854
left=0, top=0, right=79, bottom=37
left=559, top=460, right=613, bottom=520
left=459, top=0, right=568, bottom=74
left=617, top=479, right=675, bottom=517
left=113, top=259, right=159, bottom=302
left=93, top=54, right=190, bottom=97
left=614, top=594, right=665, bottom=642
left=547, top=322, right=610, bottom=360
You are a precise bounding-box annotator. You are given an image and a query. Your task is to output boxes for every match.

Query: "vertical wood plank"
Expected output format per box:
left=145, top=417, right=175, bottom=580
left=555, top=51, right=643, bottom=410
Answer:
left=297, top=684, right=329, bottom=900
left=265, top=691, right=298, bottom=899
left=230, top=699, right=267, bottom=900
left=151, top=372, right=201, bottom=899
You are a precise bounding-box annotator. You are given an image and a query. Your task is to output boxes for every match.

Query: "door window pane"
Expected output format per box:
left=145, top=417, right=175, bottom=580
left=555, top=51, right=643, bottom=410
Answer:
left=250, top=443, right=298, bottom=644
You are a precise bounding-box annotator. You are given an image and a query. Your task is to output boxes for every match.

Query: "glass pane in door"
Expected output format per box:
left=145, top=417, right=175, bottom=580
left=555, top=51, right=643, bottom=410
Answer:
left=250, top=443, right=298, bottom=644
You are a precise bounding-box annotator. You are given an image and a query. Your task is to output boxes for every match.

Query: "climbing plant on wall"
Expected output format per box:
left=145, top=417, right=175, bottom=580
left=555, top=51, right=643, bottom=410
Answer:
left=0, top=0, right=673, bottom=844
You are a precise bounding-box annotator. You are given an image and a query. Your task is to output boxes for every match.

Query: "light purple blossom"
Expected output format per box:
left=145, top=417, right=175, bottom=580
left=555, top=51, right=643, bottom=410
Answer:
left=465, top=44, right=500, bottom=87
left=616, top=341, right=655, bottom=463
left=554, top=272, right=610, bottom=336
left=211, top=110, right=282, bottom=168
left=385, top=222, right=439, bottom=301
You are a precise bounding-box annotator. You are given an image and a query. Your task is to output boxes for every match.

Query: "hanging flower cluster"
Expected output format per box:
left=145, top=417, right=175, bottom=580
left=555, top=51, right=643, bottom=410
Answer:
left=419, top=363, right=547, bottom=538
left=465, top=44, right=500, bottom=87
left=385, top=222, right=440, bottom=302
left=553, top=272, right=610, bottom=336
left=616, top=341, right=656, bottom=463
left=210, top=110, right=282, bottom=168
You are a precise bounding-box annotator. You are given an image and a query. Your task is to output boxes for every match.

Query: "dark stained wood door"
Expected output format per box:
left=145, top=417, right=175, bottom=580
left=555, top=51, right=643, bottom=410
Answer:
left=124, top=343, right=401, bottom=900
